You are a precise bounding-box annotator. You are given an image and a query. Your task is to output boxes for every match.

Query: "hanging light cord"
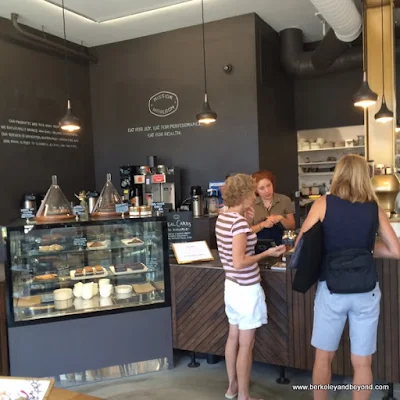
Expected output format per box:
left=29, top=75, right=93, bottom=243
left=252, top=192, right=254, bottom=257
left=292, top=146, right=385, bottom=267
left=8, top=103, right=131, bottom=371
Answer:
left=201, top=0, right=207, bottom=97
left=381, top=0, right=384, bottom=99
left=62, top=0, right=69, bottom=102
left=362, top=1, right=367, bottom=71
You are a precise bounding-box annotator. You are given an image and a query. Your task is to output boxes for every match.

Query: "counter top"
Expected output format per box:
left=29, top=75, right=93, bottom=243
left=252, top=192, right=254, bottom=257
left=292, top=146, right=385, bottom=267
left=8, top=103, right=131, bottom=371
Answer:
left=170, top=249, right=289, bottom=272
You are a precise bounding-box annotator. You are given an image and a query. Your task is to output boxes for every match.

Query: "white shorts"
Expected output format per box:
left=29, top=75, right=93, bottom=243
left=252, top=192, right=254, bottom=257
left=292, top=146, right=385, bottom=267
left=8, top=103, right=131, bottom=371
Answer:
left=224, top=279, right=268, bottom=330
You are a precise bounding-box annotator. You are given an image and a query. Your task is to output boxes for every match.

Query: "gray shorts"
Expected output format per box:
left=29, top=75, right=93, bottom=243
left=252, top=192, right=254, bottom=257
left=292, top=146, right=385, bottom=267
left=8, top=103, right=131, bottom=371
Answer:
left=311, top=281, right=381, bottom=356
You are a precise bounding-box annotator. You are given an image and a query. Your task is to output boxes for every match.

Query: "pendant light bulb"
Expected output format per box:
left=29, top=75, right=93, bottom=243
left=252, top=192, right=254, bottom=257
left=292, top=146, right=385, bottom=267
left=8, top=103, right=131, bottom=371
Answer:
left=60, top=100, right=81, bottom=133
left=375, top=96, right=393, bottom=123
left=196, top=93, right=217, bottom=125
left=353, top=72, right=378, bottom=108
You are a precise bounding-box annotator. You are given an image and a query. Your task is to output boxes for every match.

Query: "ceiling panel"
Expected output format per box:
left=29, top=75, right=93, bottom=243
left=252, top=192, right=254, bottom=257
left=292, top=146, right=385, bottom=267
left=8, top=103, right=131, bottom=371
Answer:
left=44, top=0, right=194, bottom=23
left=0, top=0, right=323, bottom=47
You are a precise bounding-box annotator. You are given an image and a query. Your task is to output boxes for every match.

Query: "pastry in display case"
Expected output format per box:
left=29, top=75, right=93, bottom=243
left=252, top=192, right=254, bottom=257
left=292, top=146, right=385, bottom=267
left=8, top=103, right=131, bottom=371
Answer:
left=91, top=173, right=127, bottom=219
left=35, top=175, right=75, bottom=222
left=4, top=216, right=169, bottom=324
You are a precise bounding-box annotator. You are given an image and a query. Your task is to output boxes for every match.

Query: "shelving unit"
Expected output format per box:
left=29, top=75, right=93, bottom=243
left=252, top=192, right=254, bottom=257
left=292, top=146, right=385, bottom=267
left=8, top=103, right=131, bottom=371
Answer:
left=297, top=125, right=365, bottom=195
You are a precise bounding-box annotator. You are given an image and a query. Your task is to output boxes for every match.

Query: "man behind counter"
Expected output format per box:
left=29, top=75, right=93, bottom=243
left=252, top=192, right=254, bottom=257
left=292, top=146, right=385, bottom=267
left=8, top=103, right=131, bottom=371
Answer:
left=247, top=170, right=295, bottom=245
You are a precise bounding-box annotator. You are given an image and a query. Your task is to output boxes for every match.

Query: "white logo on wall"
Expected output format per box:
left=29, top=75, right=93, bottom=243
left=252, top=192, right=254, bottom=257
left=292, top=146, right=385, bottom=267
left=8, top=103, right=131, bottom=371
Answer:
left=148, top=91, right=179, bottom=117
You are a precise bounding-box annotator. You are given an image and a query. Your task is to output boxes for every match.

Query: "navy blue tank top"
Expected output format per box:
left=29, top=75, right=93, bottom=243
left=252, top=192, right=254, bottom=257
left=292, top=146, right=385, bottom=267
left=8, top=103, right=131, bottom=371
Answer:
left=320, top=194, right=378, bottom=281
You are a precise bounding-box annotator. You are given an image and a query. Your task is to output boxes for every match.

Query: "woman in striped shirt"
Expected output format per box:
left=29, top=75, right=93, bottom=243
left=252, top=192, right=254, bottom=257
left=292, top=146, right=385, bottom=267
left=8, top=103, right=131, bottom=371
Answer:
left=216, top=174, right=286, bottom=400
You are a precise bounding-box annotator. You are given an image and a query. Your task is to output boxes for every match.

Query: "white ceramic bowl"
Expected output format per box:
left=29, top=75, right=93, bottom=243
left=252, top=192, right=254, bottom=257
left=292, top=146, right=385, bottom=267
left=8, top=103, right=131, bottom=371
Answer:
left=99, top=278, right=110, bottom=286
left=115, top=285, right=132, bottom=294
left=54, top=298, right=73, bottom=310
left=100, top=284, right=113, bottom=298
left=53, top=288, right=73, bottom=301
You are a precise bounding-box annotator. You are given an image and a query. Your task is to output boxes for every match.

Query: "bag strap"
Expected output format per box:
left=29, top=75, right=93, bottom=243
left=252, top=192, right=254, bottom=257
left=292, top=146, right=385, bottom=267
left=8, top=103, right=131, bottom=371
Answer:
left=369, top=202, right=379, bottom=252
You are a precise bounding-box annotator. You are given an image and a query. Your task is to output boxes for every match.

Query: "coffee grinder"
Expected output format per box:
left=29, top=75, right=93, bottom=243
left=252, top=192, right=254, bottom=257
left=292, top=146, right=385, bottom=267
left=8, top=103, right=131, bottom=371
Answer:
left=119, top=165, right=143, bottom=206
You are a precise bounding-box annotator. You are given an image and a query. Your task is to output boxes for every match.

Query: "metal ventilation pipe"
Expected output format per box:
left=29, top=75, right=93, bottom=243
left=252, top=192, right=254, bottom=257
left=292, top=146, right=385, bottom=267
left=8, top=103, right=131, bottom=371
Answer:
left=309, top=0, right=362, bottom=70
left=280, top=28, right=362, bottom=77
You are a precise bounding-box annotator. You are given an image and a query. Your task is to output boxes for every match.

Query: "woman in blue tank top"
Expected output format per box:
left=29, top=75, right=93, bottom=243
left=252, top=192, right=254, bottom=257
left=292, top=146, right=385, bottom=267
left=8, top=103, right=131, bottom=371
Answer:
left=297, top=155, right=400, bottom=400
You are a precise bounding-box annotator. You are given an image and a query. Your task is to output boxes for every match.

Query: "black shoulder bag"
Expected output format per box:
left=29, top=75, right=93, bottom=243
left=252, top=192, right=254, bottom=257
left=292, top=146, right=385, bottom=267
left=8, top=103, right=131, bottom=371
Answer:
left=325, top=203, right=379, bottom=294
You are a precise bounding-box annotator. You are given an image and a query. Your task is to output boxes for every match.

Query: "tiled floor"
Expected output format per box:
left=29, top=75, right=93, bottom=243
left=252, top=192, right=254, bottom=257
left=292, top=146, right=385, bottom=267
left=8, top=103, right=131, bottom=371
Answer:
left=74, top=352, right=399, bottom=399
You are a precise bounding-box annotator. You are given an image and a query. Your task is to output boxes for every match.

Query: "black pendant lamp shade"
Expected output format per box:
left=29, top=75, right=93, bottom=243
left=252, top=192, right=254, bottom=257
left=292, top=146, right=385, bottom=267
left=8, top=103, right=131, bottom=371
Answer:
left=374, top=0, right=393, bottom=123
left=59, top=100, right=81, bottom=132
left=59, top=0, right=81, bottom=133
left=375, top=95, right=393, bottom=123
left=196, top=0, right=217, bottom=125
left=196, top=93, right=217, bottom=124
left=353, top=71, right=378, bottom=108
left=396, top=119, right=400, bottom=133
left=353, top=3, right=377, bottom=108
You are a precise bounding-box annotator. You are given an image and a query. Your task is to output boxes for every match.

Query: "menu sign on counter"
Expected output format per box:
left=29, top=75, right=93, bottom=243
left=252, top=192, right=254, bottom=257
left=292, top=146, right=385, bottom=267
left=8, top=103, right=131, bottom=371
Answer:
left=165, top=211, right=193, bottom=256
left=172, top=241, right=214, bottom=264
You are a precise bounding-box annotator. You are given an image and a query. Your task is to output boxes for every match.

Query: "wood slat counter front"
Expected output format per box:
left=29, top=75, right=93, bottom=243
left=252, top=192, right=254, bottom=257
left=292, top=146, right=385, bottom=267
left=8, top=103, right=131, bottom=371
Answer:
left=170, top=255, right=400, bottom=383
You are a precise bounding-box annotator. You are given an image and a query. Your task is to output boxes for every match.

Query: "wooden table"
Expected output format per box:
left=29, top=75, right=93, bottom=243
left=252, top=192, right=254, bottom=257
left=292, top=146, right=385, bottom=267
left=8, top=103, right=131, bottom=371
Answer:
left=49, top=388, right=101, bottom=400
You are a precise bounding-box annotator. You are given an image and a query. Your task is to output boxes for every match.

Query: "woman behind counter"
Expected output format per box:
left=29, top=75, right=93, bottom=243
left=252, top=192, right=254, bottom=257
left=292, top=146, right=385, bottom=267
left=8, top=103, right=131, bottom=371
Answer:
left=249, top=170, right=295, bottom=244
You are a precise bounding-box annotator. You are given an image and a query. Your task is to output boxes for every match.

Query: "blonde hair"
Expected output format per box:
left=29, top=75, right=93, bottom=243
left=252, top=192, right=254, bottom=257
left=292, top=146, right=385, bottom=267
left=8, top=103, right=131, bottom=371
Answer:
left=222, top=173, right=256, bottom=207
left=330, top=154, right=378, bottom=203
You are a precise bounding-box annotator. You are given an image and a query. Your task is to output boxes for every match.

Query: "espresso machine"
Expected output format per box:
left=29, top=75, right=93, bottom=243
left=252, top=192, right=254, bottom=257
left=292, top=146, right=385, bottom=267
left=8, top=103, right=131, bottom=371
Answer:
left=120, top=156, right=181, bottom=211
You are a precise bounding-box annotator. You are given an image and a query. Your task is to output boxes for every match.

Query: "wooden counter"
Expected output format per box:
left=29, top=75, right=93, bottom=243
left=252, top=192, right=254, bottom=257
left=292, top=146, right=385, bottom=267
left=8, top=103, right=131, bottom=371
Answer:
left=49, top=388, right=101, bottom=400
left=170, top=256, right=400, bottom=383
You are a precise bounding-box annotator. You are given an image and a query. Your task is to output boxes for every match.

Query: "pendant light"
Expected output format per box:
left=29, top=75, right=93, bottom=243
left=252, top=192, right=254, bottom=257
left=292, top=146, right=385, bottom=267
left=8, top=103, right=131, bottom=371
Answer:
left=375, top=0, right=393, bottom=123
left=59, top=0, right=81, bottom=133
left=353, top=2, right=378, bottom=108
left=196, top=0, right=217, bottom=125
left=396, top=119, right=400, bottom=133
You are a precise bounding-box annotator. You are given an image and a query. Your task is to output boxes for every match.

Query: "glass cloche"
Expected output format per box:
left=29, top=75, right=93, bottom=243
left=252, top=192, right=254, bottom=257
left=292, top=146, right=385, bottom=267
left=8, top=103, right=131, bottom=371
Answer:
left=35, top=175, right=74, bottom=222
left=91, top=173, right=125, bottom=218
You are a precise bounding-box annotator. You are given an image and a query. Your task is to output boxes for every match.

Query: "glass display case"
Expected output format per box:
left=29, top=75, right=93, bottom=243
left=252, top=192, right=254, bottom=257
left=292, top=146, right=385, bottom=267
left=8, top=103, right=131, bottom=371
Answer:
left=3, top=216, right=169, bottom=325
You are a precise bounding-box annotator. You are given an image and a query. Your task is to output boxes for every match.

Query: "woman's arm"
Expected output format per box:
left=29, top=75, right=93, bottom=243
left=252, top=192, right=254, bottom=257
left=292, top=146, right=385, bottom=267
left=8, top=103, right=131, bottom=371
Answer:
left=295, top=196, right=326, bottom=245
left=232, top=233, right=286, bottom=269
left=374, top=207, right=400, bottom=258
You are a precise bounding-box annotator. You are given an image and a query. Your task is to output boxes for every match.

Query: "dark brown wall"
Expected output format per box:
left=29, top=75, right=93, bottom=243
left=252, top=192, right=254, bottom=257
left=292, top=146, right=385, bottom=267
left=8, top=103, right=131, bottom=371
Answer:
left=255, top=17, right=297, bottom=195
left=294, top=68, right=364, bottom=130
left=90, top=14, right=260, bottom=199
left=0, top=17, right=95, bottom=224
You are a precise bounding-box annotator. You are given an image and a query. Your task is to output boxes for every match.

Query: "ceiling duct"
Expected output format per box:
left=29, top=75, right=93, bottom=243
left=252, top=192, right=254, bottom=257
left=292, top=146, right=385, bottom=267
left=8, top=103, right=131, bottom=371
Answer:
left=309, top=0, right=362, bottom=70
left=11, top=13, right=97, bottom=63
left=280, top=28, right=362, bottom=77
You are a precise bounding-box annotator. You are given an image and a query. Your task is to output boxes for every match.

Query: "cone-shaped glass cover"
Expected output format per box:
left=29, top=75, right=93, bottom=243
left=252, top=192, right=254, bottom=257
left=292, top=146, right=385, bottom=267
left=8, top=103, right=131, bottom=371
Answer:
left=91, top=173, right=124, bottom=218
left=35, top=175, right=74, bottom=221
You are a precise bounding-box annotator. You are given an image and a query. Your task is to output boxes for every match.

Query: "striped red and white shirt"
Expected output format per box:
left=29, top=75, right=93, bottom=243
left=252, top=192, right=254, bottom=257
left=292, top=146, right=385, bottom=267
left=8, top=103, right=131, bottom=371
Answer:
left=216, top=212, right=260, bottom=286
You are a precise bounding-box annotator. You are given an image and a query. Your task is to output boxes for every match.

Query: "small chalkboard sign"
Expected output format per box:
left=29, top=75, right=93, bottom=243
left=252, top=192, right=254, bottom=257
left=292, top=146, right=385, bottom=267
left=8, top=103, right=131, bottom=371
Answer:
left=165, top=211, right=193, bottom=256
left=73, top=205, right=86, bottom=216
left=20, top=208, right=35, bottom=220
left=115, top=203, right=129, bottom=214
left=73, top=237, right=87, bottom=248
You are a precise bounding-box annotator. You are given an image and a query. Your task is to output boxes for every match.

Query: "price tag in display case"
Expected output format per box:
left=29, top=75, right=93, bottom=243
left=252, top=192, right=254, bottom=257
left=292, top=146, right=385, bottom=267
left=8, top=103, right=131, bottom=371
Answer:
left=73, top=205, right=86, bottom=216
left=20, top=208, right=35, bottom=220
left=115, top=203, right=129, bottom=214
left=73, top=237, right=87, bottom=248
